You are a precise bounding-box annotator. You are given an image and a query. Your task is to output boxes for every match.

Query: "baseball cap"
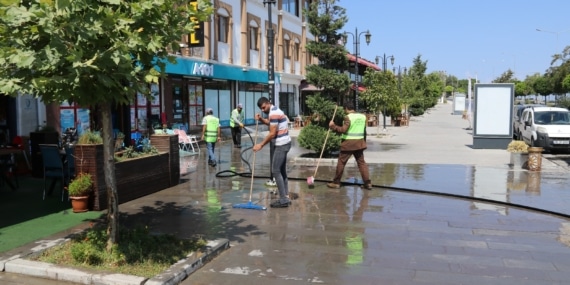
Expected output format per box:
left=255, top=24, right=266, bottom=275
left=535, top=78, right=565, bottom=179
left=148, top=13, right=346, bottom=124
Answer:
left=206, top=108, right=213, bottom=114
left=237, top=103, right=243, bottom=108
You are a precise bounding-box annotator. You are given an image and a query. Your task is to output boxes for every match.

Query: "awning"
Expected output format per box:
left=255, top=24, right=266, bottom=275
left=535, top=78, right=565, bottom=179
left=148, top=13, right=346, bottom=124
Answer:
left=299, top=80, right=323, bottom=92
left=350, top=84, right=366, bottom=92
left=346, top=54, right=381, bottom=71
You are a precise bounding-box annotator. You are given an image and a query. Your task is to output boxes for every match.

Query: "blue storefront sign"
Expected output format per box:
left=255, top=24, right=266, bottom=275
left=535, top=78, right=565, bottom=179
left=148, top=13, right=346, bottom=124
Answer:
left=163, top=57, right=268, bottom=83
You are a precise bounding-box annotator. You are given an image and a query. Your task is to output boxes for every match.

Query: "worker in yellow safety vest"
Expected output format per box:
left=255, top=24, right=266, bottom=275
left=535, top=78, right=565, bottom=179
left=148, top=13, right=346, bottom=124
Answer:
left=326, top=101, right=371, bottom=190
left=201, top=108, right=221, bottom=167
left=230, top=103, right=244, bottom=148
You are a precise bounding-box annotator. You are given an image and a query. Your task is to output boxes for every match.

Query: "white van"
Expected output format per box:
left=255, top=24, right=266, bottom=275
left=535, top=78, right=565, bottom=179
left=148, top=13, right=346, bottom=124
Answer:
left=520, top=106, right=570, bottom=152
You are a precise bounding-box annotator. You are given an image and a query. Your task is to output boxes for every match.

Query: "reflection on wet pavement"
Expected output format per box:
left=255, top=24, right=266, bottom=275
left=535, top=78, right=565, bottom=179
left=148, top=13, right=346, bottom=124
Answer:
left=159, top=137, right=570, bottom=284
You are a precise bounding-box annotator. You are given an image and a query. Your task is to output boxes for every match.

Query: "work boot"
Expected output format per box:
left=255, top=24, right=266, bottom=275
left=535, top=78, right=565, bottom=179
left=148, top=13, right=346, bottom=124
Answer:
left=270, top=200, right=289, bottom=208
left=362, top=183, right=372, bottom=190
left=327, top=182, right=341, bottom=189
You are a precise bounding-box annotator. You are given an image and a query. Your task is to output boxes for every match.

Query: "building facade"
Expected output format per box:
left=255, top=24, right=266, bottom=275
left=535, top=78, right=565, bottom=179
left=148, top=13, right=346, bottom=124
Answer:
left=2, top=0, right=316, bottom=142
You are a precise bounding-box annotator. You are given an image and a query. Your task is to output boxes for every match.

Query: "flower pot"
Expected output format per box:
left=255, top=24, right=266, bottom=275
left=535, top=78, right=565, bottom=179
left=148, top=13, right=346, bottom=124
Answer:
left=527, top=147, right=543, bottom=171
left=509, top=152, right=528, bottom=169
left=70, top=196, right=89, bottom=213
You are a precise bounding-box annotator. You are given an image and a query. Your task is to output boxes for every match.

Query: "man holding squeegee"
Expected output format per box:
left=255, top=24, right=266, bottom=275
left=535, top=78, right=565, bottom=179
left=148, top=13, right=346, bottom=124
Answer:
left=327, top=101, right=372, bottom=190
left=253, top=97, right=292, bottom=208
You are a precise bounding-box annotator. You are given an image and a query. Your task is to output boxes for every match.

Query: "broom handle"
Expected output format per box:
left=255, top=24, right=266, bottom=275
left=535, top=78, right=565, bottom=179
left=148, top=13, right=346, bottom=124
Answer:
left=313, top=105, right=338, bottom=177
left=249, top=119, right=259, bottom=202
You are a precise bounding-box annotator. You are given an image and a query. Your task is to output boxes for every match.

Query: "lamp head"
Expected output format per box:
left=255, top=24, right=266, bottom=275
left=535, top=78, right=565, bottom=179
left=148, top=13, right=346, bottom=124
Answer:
left=365, top=30, right=371, bottom=45
left=341, top=32, right=348, bottom=45
left=390, top=56, right=395, bottom=65
left=374, top=56, right=379, bottom=65
left=393, top=67, right=396, bottom=73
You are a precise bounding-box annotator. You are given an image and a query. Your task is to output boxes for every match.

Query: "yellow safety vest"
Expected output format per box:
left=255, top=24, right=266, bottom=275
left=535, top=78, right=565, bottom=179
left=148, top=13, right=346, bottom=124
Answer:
left=229, top=109, right=243, bottom=127
left=342, top=113, right=366, bottom=140
left=204, top=115, right=219, bottom=143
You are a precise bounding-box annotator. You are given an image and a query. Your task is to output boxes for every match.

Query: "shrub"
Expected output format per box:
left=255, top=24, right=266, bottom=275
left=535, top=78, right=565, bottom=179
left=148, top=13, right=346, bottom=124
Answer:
left=68, top=173, right=93, bottom=197
left=297, top=124, right=341, bottom=155
left=78, top=130, right=103, bottom=144
left=296, top=93, right=344, bottom=155
left=507, top=140, right=529, bottom=153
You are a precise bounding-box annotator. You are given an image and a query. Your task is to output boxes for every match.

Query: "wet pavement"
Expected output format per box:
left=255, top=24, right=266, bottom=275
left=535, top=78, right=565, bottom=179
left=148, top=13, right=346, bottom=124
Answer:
left=4, top=102, right=570, bottom=284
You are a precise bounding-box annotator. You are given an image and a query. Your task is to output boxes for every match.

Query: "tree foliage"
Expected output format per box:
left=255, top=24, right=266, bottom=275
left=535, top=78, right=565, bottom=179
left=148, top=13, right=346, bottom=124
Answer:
left=303, top=0, right=349, bottom=100
left=492, top=69, right=516, bottom=83
left=0, top=0, right=213, bottom=250
left=297, top=93, right=344, bottom=154
left=299, top=0, right=348, bottom=154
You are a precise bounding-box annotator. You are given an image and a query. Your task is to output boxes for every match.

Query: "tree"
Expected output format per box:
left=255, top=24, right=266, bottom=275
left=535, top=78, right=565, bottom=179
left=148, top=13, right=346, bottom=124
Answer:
left=298, top=0, right=349, bottom=153
left=493, top=69, right=517, bottom=83
left=303, top=0, right=349, bottom=102
left=0, top=0, right=213, bottom=250
left=533, top=75, right=553, bottom=103
left=360, top=68, right=398, bottom=134
left=515, top=81, right=532, bottom=101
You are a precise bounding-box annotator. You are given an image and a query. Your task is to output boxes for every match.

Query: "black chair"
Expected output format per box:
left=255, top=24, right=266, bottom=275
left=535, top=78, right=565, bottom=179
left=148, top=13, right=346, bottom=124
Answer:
left=65, top=146, right=75, bottom=180
left=39, top=144, right=68, bottom=201
left=0, top=153, right=18, bottom=190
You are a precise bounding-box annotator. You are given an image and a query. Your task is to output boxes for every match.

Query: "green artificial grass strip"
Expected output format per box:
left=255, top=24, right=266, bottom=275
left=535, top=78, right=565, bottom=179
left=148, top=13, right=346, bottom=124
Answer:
left=0, top=176, right=103, bottom=253
left=0, top=209, right=102, bottom=253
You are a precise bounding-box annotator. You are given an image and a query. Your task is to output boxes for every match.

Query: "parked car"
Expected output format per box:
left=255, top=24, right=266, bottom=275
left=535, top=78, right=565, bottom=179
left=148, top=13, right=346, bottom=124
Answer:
left=512, top=104, right=543, bottom=139
left=519, top=106, right=570, bottom=152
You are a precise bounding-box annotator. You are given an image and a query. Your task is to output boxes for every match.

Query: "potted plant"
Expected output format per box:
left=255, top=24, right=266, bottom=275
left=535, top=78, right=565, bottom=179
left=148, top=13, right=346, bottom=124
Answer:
left=115, top=131, right=125, bottom=151
left=68, top=172, right=93, bottom=212
left=507, top=140, right=529, bottom=169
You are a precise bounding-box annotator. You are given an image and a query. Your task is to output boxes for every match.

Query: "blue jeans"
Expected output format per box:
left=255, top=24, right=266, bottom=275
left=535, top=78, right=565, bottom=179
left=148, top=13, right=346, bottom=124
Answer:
left=272, top=142, right=291, bottom=204
left=206, top=142, right=216, bottom=162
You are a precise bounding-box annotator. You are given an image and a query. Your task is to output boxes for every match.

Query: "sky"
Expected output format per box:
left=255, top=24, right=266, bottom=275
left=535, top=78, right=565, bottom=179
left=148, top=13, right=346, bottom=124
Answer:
left=338, top=0, right=570, bottom=84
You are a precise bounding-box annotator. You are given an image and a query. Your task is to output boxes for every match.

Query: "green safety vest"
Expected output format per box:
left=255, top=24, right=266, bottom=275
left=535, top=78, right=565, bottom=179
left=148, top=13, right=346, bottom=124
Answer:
left=204, top=115, right=219, bottom=143
left=342, top=113, right=366, bottom=140
left=229, top=108, right=243, bottom=127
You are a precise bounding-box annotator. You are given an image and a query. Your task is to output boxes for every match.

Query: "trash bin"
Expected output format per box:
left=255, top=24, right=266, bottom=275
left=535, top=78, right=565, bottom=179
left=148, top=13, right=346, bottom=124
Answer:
left=527, top=147, right=543, bottom=171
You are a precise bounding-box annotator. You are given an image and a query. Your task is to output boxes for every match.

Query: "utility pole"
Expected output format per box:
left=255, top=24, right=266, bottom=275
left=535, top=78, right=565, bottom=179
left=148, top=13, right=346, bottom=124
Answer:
left=264, top=0, right=276, bottom=103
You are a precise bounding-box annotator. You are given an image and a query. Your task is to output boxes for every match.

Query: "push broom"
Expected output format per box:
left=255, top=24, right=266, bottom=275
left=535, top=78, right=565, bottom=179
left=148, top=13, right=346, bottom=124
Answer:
left=307, top=105, right=338, bottom=186
left=233, top=119, right=267, bottom=210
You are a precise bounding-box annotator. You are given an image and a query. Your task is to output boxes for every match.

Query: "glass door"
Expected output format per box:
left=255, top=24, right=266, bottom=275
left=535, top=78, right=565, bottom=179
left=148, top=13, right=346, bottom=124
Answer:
left=187, top=82, right=204, bottom=131
left=171, top=80, right=188, bottom=127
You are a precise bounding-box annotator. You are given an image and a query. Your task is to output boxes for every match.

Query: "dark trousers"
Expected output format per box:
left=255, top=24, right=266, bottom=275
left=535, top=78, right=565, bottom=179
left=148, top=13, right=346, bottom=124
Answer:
left=231, top=126, right=241, bottom=146
left=272, top=142, right=291, bottom=203
left=332, top=149, right=370, bottom=184
left=269, top=140, right=275, bottom=180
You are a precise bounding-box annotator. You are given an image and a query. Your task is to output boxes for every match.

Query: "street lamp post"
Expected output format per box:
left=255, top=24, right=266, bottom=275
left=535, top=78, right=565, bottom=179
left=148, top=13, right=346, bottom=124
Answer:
left=536, top=28, right=570, bottom=53
left=375, top=54, right=394, bottom=132
left=342, top=28, right=371, bottom=111
left=264, top=0, right=276, bottom=103
left=393, top=65, right=407, bottom=102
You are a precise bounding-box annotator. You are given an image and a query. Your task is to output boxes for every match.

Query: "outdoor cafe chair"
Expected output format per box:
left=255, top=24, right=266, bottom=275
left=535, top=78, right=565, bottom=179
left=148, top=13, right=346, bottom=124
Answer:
left=65, top=146, right=75, bottom=180
left=39, top=144, right=68, bottom=201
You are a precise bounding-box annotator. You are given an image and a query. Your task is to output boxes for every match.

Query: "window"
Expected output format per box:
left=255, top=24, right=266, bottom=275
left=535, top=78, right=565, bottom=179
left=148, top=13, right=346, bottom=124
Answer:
left=217, top=15, right=228, bottom=43
left=284, top=38, right=290, bottom=59
left=294, top=41, right=300, bottom=61
left=249, top=25, right=258, bottom=51
left=282, top=0, right=298, bottom=16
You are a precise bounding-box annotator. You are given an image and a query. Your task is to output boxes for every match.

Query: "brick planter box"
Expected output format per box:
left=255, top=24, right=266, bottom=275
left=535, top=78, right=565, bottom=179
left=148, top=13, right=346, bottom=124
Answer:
left=74, top=144, right=172, bottom=211
left=150, top=134, right=179, bottom=186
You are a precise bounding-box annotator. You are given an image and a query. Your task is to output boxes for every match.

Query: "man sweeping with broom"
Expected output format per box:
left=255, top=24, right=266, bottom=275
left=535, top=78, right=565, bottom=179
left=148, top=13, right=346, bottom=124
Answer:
left=326, top=101, right=372, bottom=190
left=253, top=97, right=292, bottom=208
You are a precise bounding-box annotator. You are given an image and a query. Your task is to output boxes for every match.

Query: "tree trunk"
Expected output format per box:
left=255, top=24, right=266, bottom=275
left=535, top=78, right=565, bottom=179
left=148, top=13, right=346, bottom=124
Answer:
left=376, top=111, right=381, bottom=134
left=99, top=103, right=119, bottom=250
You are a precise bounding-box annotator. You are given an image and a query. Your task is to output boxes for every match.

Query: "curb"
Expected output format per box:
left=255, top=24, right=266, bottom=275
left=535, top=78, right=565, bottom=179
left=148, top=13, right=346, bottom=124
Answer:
left=2, top=238, right=230, bottom=285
